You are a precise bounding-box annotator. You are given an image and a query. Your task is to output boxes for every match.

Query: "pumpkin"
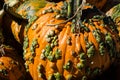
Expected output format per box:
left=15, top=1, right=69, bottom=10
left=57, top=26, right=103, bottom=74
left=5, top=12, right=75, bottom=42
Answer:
left=106, top=3, right=120, bottom=36
left=46, top=0, right=107, bottom=9
left=6, top=0, right=47, bottom=43
left=10, top=0, right=120, bottom=79
left=0, top=45, right=27, bottom=80
left=1, top=0, right=25, bottom=47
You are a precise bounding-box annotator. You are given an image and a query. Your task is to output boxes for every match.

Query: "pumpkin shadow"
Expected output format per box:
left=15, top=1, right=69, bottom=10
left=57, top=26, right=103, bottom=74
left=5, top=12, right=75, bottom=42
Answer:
left=92, top=62, right=120, bottom=80
left=101, top=0, right=120, bottom=12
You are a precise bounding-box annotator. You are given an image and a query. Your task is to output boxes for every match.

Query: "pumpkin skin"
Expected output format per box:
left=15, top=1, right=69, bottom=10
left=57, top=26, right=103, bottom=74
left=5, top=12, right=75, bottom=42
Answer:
left=0, top=45, right=26, bottom=80
left=11, top=1, right=120, bottom=80
left=106, top=3, right=120, bottom=36
left=10, top=0, right=47, bottom=43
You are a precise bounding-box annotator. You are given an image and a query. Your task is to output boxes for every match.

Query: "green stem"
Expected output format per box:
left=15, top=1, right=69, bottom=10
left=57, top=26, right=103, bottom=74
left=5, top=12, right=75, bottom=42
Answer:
left=47, top=0, right=86, bottom=27
left=75, top=0, right=82, bottom=33
left=76, top=0, right=82, bottom=18
left=67, top=0, right=74, bottom=18
left=67, top=0, right=81, bottom=18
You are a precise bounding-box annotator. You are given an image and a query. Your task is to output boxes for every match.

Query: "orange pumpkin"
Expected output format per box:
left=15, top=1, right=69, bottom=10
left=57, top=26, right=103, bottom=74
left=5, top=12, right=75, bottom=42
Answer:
left=7, top=0, right=47, bottom=43
left=11, top=1, right=120, bottom=79
left=0, top=45, right=27, bottom=80
left=1, top=0, right=25, bottom=48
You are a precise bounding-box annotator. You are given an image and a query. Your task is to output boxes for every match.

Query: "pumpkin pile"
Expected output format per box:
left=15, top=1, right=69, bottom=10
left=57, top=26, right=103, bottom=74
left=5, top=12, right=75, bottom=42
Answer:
left=0, top=2, right=28, bottom=80
left=0, top=0, right=120, bottom=80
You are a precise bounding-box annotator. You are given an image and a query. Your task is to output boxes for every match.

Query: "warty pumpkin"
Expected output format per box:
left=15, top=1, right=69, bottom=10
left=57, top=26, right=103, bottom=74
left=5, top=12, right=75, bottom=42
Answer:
left=106, top=3, right=120, bottom=80
left=0, top=0, right=25, bottom=44
left=0, top=0, right=25, bottom=55
left=10, top=0, right=120, bottom=80
left=4, top=0, right=48, bottom=44
left=106, top=3, right=120, bottom=36
left=0, top=45, right=27, bottom=80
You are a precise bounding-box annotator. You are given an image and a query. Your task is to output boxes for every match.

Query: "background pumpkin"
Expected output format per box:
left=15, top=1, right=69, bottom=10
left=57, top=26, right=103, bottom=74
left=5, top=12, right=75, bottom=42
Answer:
left=105, top=2, right=120, bottom=80
left=0, top=0, right=26, bottom=54
left=3, top=0, right=48, bottom=44
left=0, top=45, right=27, bottom=80
left=106, top=3, right=120, bottom=36
left=10, top=0, right=120, bottom=80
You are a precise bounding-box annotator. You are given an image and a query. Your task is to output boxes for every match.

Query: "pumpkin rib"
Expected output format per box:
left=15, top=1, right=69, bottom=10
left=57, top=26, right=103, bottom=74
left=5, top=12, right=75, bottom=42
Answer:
left=71, top=32, right=80, bottom=77
left=74, top=35, right=82, bottom=78
left=90, top=22, right=105, bottom=69
left=80, top=33, right=86, bottom=53
left=63, top=24, right=74, bottom=78
left=94, top=22, right=107, bottom=34
left=87, top=22, right=99, bottom=48
left=88, top=21, right=112, bottom=69
left=26, top=27, right=48, bottom=79
left=88, top=32, right=98, bottom=51
left=35, top=14, right=53, bottom=36
left=56, top=24, right=68, bottom=74
left=75, top=34, right=81, bottom=53
left=46, top=61, right=56, bottom=79
left=95, top=22, right=120, bottom=54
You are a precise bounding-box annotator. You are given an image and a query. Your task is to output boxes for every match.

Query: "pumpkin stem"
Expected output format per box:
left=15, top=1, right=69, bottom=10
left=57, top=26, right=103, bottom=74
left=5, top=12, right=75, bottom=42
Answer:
left=74, top=0, right=84, bottom=33
left=3, top=3, right=28, bottom=25
left=67, top=0, right=74, bottom=18
left=47, top=0, right=86, bottom=27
